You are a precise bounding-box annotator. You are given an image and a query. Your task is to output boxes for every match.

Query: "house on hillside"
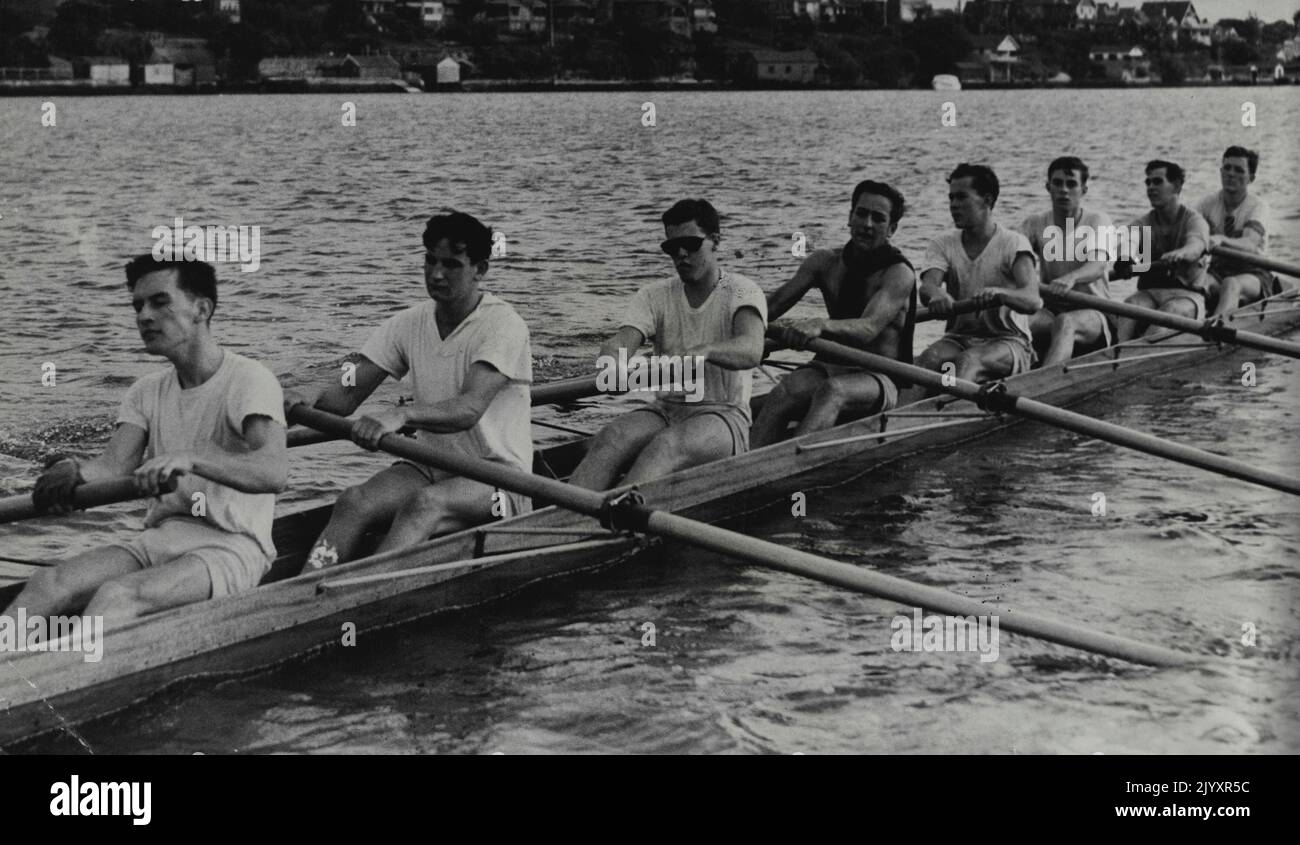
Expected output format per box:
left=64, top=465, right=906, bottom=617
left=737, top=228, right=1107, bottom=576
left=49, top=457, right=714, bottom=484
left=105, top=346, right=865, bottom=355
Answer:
left=153, top=39, right=217, bottom=87
left=1089, top=44, right=1151, bottom=81
left=968, top=34, right=1020, bottom=83
left=486, top=0, right=549, bottom=33
left=1140, top=2, right=1211, bottom=46
left=1019, top=0, right=1098, bottom=29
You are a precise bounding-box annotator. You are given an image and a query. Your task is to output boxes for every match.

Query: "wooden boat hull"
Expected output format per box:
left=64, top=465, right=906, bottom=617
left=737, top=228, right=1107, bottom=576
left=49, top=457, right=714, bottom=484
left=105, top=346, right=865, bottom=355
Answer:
left=3, top=292, right=1298, bottom=747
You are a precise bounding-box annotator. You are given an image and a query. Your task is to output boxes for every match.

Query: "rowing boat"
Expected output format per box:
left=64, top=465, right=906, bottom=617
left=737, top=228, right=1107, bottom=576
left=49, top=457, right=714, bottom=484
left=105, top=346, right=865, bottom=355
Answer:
left=2, top=288, right=1298, bottom=747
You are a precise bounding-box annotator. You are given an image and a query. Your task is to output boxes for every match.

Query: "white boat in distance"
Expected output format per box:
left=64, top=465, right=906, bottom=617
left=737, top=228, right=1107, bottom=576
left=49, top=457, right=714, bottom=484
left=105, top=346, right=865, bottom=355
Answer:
left=931, top=74, right=961, bottom=91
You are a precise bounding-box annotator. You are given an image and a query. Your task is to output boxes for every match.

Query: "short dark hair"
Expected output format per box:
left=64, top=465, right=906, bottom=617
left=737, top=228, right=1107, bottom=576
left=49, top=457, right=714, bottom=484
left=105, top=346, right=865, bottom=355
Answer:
left=947, top=163, right=999, bottom=207
left=1047, top=156, right=1090, bottom=186
left=423, top=211, right=494, bottom=263
left=851, top=180, right=906, bottom=228
left=124, top=255, right=218, bottom=322
left=1222, top=145, right=1259, bottom=178
left=1146, top=159, right=1184, bottom=189
left=662, top=199, right=720, bottom=235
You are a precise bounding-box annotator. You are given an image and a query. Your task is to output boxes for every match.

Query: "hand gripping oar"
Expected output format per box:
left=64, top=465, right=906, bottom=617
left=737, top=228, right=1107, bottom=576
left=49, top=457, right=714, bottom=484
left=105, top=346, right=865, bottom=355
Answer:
left=287, top=403, right=1200, bottom=667
left=0, top=476, right=176, bottom=525
left=1040, top=285, right=1300, bottom=360
left=1209, top=244, right=1300, bottom=281
left=794, top=334, right=1300, bottom=497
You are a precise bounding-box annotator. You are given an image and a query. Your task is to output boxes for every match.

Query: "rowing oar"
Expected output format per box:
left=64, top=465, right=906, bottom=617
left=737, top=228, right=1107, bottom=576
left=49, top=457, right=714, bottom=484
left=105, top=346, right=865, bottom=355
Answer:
left=1039, top=286, right=1300, bottom=360
left=793, top=334, right=1300, bottom=496
left=1209, top=244, right=1300, bottom=280
left=287, top=403, right=1197, bottom=667
left=0, top=477, right=175, bottom=525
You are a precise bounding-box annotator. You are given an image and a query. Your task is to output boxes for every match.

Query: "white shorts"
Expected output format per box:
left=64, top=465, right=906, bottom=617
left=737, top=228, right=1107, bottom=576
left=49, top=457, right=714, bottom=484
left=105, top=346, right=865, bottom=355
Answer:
left=105, top=518, right=270, bottom=598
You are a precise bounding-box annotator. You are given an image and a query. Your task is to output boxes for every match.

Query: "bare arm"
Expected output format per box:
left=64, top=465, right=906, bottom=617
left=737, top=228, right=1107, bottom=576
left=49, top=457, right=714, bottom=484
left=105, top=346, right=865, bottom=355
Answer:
left=77, top=422, right=148, bottom=482
left=1209, top=225, right=1265, bottom=254
left=284, top=355, right=389, bottom=417
left=598, top=326, right=647, bottom=364
left=134, top=415, right=288, bottom=496
left=766, top=252, right=828, bottom=322
left=1048, top=259, right=1109, bottom=291
left=349, top=361, right=514, bottom=449
left=685, top=307, right=765, bottom=370
left=988, top=254, right=1043, bottom=314
left=821, top=264, right=915, bottom=346
left=918, top=268, right=954, bottom=312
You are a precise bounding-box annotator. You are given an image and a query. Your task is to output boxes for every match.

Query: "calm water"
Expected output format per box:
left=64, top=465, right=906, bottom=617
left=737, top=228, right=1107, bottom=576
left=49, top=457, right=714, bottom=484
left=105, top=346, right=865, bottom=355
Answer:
left=1, top=89, right=1297, bottom=753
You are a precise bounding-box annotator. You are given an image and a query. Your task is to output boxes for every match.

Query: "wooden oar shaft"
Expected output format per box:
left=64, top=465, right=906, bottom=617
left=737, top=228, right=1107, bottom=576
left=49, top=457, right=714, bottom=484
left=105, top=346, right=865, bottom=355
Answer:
left=799, top=336, right=1300, bottom=497
left=0, top=477, right=163, bottom=525
left=643, top=510, right=1190, bottom=667
left=1210, top=244, right=1300, bottom=280
left=1041, top=286, right=1300, bottom=359
left=287, top=404, right=1198, bottom=666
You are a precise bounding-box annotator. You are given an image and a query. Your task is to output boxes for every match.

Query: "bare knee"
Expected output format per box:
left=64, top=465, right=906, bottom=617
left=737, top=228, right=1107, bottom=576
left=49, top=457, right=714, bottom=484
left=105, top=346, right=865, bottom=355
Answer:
left=335, top=484, right=384, bottom=523
left=810, top=378, right=852, bottom=410
left=87, top=579, right=136, bottom=613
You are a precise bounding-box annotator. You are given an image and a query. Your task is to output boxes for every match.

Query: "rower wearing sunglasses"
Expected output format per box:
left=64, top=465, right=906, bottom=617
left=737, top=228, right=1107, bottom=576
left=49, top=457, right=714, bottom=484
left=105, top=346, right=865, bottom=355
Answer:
left=284, top=211, right=532, bottom=569
left=751, top=179, right=917, bottom=447
left=570, top=199, right=767, bottom=491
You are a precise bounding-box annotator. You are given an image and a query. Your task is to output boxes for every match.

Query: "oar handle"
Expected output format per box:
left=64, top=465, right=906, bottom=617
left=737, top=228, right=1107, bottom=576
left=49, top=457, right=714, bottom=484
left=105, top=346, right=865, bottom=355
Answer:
left=1209, top=245, right=1300, bottom=280
left=916, top=296, right=999, bottom=323
left=0, top=477, right=173, bottom=525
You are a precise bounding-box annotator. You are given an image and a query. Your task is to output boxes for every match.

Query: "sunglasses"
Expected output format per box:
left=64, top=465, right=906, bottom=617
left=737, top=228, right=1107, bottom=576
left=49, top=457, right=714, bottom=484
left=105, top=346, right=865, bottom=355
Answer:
left=660, top=236, right=707, bottom=256
left=425, top=253, right=466, bottom=271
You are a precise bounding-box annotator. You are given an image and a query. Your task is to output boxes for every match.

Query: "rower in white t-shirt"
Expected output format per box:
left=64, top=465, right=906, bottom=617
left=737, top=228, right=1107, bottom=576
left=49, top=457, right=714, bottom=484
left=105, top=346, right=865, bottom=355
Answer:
left=286, top=211, right=532, bottom=569
left=910, top=164, right=1042, bottom=395
left=1196, top=145, right=1277, bottom=320
left=5, top=256, right=287, bottom=630
left=570, top=199, right=767, bottom=492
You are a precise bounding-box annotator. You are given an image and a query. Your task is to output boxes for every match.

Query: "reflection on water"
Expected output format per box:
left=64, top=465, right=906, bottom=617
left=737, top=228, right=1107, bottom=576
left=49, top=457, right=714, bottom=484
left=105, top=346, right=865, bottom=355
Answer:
left=2, top=89, right=1298, bottom=753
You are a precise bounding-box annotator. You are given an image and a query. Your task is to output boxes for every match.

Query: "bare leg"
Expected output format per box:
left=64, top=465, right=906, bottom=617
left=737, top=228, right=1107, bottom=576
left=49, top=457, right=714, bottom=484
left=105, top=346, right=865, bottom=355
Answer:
left=794, top=372, right=885, bottom=435
left=1042, top=309, right=1107, bottom=367
left=1145, top=295, right=1200, bottom=336
left=307, top=463, right=433, bottom=568
left=570, top=410, right=667, bottom=491
left=3, top=545, right=142, bottom=620
left=1208, top=273, right=1262, bottom=320
left=375, top=476, right=502, bottom=553
left=82, top=554, right=214, bottom=628
left=1117, top=292, right=1157, bottom=343
left=623, top=414, right=736, bottom=486
left=953, top=340, right=1017, bottom=383
left=897, top=338, right=965, bottom=405
left=751, top=367, right=824, bottom=447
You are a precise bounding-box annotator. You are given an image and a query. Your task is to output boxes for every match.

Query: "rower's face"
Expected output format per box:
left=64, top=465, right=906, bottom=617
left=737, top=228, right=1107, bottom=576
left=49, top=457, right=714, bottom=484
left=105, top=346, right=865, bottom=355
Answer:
left=948, top=177, right=990, bottom=228
left=1046, top=168, right=1086, bottom=214
left=1144, top=168, right=1179, bottom=206
left=131, top=269, right=208, bottom=356
left=423, top=238, right=483, bottom=304
left=662, top=220, right=717, bottom=284
left=1220, top=156, right=1252, bottom=191
left=848, top=193, right=894, bottom=250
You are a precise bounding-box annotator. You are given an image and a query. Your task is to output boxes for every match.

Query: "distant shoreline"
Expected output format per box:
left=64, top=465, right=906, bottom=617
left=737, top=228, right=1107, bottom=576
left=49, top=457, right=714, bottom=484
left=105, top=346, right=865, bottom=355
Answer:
left=1, top=78, right=1294, bottom=97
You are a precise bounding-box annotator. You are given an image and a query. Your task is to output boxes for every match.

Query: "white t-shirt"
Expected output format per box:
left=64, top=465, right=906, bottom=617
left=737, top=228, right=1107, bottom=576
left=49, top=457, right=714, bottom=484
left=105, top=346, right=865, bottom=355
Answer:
left=117, top=350, right=285, bottom=561
left=920, top=224, right=1037, bottom=343
left=1019, top=208, right=1114, bottom=296
left=622, top=270, right=767, bottom=417
left=360, top=293, right=532, bottom=474
left=1195, top=191, right=1272, bottom=282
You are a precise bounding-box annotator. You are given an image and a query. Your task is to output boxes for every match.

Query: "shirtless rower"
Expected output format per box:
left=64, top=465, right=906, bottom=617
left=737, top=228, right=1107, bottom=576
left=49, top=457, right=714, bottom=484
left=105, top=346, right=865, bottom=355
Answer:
left=3, top=256, right=287, bottom=628
left=751, top=180, right=916, bottom=447
left=1020, top=156, right=1117, bottom=367
left=1115, top=160, right=1211, bottom=342
left=285, top=211, right=532, bottom=569
left=1196, top=146, right=1277, bottom=320
left=570, top=199, right=767, bottom=491
left=906, top=163, right=1041, bottom=398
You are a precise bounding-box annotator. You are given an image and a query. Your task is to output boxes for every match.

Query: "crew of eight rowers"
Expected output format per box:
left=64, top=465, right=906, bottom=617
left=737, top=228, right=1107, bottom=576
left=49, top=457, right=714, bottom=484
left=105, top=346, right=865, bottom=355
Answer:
left=5, top=146, right=1280, bottom=627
